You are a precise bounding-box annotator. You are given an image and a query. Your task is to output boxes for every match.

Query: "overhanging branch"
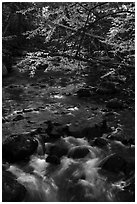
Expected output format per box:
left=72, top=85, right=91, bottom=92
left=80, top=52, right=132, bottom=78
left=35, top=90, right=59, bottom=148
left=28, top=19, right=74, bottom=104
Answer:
left=45, top=20, right=105, bottom=40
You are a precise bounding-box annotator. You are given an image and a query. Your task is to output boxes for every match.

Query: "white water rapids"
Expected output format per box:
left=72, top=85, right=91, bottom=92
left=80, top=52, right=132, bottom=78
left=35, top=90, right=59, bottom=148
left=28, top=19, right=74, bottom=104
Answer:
left=7, top=136, right=134, bottom=202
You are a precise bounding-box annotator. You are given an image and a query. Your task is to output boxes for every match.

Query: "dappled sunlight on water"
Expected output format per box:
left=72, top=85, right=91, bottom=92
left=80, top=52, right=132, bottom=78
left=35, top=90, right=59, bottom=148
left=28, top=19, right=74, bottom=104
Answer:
left=50, top=94, right=65, bottom=99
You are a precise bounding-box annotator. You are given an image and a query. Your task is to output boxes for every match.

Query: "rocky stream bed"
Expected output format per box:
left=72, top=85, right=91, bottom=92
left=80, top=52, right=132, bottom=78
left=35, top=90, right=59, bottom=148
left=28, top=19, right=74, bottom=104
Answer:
left=2, top=66, right=135, bottom=202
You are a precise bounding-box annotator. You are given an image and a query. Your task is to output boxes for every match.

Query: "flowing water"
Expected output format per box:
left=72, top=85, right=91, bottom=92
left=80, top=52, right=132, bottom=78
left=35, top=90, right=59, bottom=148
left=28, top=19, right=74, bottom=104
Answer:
left=7, top=136, right=134, bottom=202
left=3, top=69, right=135, bottom=202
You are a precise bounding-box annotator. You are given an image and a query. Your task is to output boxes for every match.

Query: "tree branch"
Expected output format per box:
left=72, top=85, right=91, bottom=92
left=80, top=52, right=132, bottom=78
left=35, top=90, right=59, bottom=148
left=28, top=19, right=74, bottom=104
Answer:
left=77, top=2, right=109, bottom=12
left=75, top=9, right=91, bottom=57
left=45, top=20, right=104, bottom=40
left=88, top=10, right=135, bottom=28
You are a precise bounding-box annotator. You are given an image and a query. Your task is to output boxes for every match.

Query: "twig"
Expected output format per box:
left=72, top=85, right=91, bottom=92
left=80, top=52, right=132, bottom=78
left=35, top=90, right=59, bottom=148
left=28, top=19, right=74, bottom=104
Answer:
left=45, top=20, right=104, bottom=40
left=75, top=9, right=91, bottom=57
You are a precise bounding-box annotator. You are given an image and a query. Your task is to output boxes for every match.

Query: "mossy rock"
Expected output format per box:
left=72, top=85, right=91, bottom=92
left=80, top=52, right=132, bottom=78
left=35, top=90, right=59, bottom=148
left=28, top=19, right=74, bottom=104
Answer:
left=3, top=134, right=38, bottom=163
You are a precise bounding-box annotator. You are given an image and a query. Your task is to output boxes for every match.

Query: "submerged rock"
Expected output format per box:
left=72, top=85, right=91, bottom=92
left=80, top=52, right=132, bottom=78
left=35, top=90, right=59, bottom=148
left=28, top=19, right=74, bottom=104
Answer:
left=68, top=145, right=90, bottom=159
left=2, top=170, right=26, bottom=202
left=76, top=88, right=91, bottom=98
left=3, top=134, right=38, bottom=163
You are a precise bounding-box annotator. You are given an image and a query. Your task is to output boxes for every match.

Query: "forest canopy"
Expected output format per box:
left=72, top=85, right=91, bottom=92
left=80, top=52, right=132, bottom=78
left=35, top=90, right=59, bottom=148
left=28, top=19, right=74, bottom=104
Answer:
left=2, top=2, right=135, bottom=73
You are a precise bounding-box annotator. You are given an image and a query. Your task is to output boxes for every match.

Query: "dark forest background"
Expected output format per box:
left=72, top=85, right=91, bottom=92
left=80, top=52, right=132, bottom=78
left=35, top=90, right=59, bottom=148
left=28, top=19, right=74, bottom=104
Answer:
left=2, top=2, right=135, bottom=75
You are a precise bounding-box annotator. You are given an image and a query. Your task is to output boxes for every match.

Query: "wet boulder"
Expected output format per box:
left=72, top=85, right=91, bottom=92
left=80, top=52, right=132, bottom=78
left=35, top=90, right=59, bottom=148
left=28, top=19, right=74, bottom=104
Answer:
left=101, top=81, right=117, bottom=89
left=45, top=121, right=62, bottom=139
left=2, top=170, right=26, bottom=202
left=45, top=143, right=68, bottom=158
left=96, top=81, right=120, bottom=96
left=100, top=153, right=127, bottom=174
left=3, top=134, right=38, bottom=163
left=46, top=155, right=60, bottom=165
left=68, top=145, right=90, bottom=159
left=67, top=119, right=111, bottom=140
left=106, top=98, right=125, bottom=109
left=91, top=137, right=108, bottom=148
left=81, top=125, right=102, bottom=139
left=45, top=121, right=71, bottom=139
left=82, top=119, right=111, bottom=140
left=96, top=87, right=117, bottom=95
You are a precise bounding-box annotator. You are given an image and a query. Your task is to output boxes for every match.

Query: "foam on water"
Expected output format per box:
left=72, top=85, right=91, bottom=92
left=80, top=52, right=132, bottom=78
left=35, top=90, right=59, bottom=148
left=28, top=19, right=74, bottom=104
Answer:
left=7, top=136, right=134, bottom=202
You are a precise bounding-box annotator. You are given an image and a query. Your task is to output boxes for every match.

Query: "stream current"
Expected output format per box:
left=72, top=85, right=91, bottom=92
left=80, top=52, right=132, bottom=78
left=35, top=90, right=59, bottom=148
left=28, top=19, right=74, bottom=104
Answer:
left=3, top=69, right=135, bottom=202
left=7, top=135, right=135, bottom=202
